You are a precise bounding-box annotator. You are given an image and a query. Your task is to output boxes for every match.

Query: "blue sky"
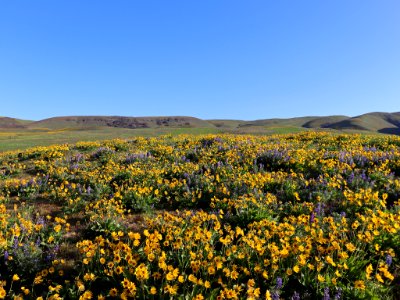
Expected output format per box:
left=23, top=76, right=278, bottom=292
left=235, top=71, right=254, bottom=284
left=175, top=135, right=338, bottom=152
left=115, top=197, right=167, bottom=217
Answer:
left=0, top=1, right=399, bottom=121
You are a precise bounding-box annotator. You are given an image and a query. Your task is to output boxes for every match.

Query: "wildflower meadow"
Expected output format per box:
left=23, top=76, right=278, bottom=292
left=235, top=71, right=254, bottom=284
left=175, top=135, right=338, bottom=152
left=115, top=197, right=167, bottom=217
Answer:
left=0, top=132, right=399, bottom=299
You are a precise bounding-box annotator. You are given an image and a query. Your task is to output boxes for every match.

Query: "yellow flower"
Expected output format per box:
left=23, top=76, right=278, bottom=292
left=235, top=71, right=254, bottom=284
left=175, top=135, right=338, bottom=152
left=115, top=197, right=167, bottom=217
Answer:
left=0, top=287, right=6, bottom=299
left=21, top=286, right=30, bottom=295
left=77, top=281, right=85, bottom=292
left=345, top=243, right=356, bottom=252
left=109, top=288, right=118, bottom=297
left=376, top=273, right=384, bottom=283
left=54, top=224, right=62, bottom=233
left=293, top=265, right=300, bottom=273
left=12, top=274, right=20, bottom=281
left=354, top=280, right=365, bottom=290
left=325, top=256, right=336, bottom=267
left=80, top=291, right=93, bottom=300
left=204, top=280, right=211, bottom=289
left=366, top=264, right=373, bottom=280
left=265, top=290, right=272, bottom=300
left=134, top=264, right=149, bottom=281
left=317, top=274, right=325, bottom=282
left=150, top=287, right=157, bottom=295
left=164, top=284, right=178, bottom=295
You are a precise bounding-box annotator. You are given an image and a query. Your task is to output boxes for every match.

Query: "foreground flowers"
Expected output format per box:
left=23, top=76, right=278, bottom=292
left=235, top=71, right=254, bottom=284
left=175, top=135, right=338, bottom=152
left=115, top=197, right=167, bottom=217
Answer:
left=0, top=133, right=399, bottom=298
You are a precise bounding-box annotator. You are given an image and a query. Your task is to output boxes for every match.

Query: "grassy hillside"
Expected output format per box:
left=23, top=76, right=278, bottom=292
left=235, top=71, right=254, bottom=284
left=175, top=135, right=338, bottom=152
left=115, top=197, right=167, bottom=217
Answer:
left=28, top=116, right=214, bottom=130
left=1, top=112, right=400, bottom=151
left=0, top=117, right=33, bottom=128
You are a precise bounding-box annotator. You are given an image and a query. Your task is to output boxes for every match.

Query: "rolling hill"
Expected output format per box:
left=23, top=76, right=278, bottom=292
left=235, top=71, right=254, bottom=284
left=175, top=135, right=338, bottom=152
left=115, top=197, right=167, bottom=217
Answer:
left=26, top=116, right=214, bottom=130
left=1, top=112, right=400, bottom=135
left=0, top=117, right=33, bottom=128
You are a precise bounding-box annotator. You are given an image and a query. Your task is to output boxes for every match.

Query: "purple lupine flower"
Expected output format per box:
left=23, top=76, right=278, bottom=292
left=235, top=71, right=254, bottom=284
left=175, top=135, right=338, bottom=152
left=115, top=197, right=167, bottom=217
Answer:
left=4, top=250, right=9, bottom=261
left=36, top=216, right=45, bottom=226
left=13, top=236, right=19, bottom=250
left=334, top=288, right=342, bottom=300
left=292, top=291, right=300, bottom=300
left=276, top=277, right=283, bottom=289
left=310, top=212, right=315, bottom=224
left=272, top=291, right=280, bottom=300
left=386, top=254, right=393, bottom=266
left=323, top=287, right=330, bottom=300
left=315, top=203, right=322, bottom=215
left=87, top=186, right=91, bottom=195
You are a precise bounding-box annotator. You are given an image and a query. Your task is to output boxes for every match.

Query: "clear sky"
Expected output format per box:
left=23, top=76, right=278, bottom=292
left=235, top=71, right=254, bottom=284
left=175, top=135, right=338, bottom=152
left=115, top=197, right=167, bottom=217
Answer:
left=0, top=1, right=399, bottom=121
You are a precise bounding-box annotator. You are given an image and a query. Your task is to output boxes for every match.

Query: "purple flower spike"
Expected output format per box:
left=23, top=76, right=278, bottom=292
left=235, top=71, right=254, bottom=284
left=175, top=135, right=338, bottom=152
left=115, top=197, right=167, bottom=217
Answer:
left=310, top=212, right=315, bottom=224
left=276, top=277, right=283, bottom=289
left=292, top=291, right=300, bottom=300
left=386, top=254, right=393, bottom=266
left=323, top=287, right=330, bottom=300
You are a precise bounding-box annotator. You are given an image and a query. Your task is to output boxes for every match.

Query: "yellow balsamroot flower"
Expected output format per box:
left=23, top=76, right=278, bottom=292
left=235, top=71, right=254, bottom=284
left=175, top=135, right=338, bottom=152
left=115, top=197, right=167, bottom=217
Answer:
left=376, top=273, right=384, bottom=283
left=265, top=290, right=272, bottom=300
left=134, top=263, right=149, bottom=281
left=109, top=288, right=118, bottom=297
left=80, top=291, right=93, bottom=300
left=204, top=280, right=211, bottom=289
left=0, top=287, right=6, bottom=299
left=345, top=242, right=356, bottom=252
left=366, top=264, right=373, bottom=280
left=83, top=273, right=96, bottom=281
left=317, top=274, right=325, bottom=282
left=354, top=280, right=366, bottom=290
left=12, top=274, right=20, bottom=281
left=164, top=284, right=178, bottom=295
left=325, top=256, right=336, bottom=267
left=76, top=280, right=85, bottom=292
left=147, top=253, right=156, bottom=262
left=54, top=224, right=62, bottom=233
left=331, top=278, right=337, bottom=286
left=293, top=265, right=300, bottom=273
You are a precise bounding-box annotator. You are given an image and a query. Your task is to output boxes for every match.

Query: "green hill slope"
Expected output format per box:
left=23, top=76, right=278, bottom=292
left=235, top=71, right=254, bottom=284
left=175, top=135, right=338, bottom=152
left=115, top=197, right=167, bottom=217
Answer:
left=28, top=116, right=215, bottom=130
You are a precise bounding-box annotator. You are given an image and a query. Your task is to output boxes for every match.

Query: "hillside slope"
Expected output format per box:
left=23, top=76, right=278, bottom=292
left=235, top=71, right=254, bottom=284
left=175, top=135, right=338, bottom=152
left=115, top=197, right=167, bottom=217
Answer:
left=0, top=117, right=33, bottom=128
left=1, top=112, right=400, bottom=135
left=28, top=116, right=214, bottom=129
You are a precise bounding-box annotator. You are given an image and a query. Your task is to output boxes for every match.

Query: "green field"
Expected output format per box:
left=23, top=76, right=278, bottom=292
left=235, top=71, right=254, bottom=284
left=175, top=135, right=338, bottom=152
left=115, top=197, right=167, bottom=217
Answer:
left=0, top=127, right=222, bottom=152
left=0, top=126, right=314, bottom=152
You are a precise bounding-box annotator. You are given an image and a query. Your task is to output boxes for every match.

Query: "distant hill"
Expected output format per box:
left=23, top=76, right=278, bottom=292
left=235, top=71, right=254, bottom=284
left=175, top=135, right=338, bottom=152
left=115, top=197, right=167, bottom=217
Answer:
left=0, top=117, right=33, bottom=128
left=27, top=116, right=214, bottom=130
left=1, top=112, right=400, bottom=135
left=210, top=112, right=400, bottom=135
